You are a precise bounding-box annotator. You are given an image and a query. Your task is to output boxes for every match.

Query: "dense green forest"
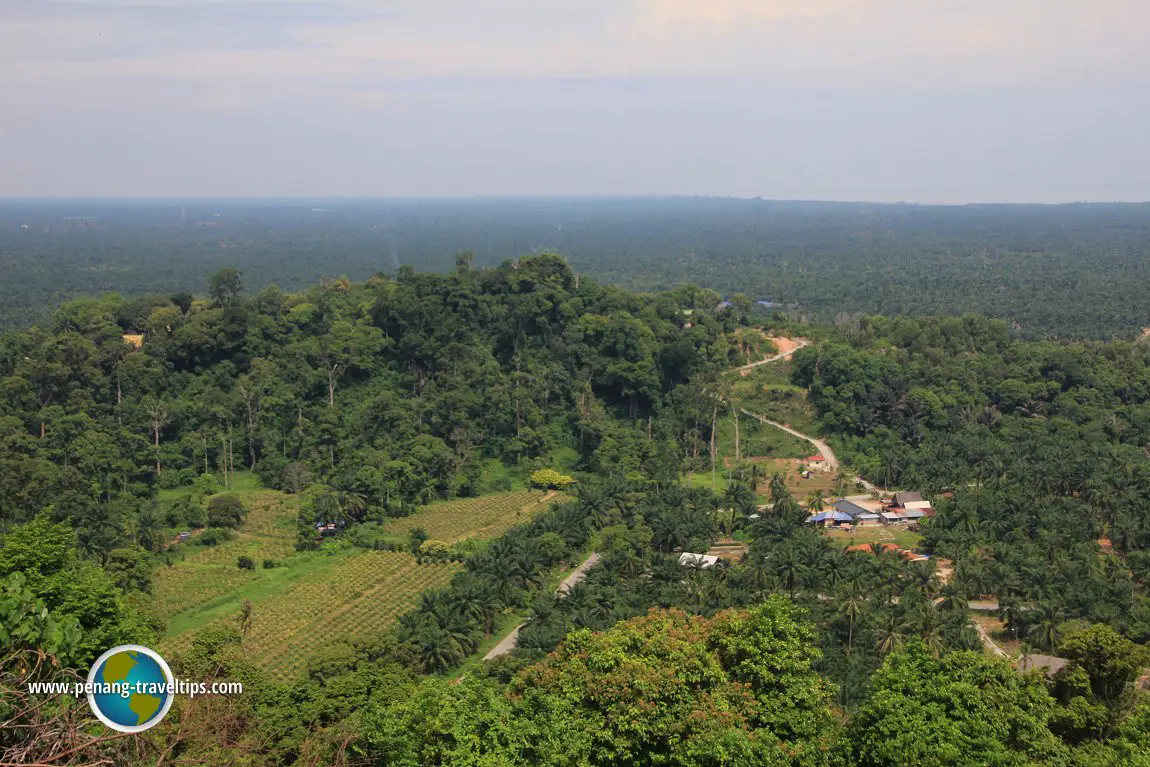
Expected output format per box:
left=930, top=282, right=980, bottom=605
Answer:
left=3, top=259, right=1150, bottom=766
left=4, top=198, right=1150, bottom=338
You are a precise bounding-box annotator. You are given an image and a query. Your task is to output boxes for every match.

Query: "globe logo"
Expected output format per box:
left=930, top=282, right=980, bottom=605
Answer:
left=86, top=645, right=175, bottom=733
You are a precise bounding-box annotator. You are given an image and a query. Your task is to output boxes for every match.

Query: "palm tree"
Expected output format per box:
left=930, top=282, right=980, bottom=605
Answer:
left=1025, top=602, right=1064, bottom=652
left=937, top=582, right=967, bottom=613
left=832, top=469, right=851, bottom=498
left=913, top=603, right=945, bottom=658
left=806, top=491, right=826, bottom=513
left=768, top=473, right=789, bottom=503
left=873, top=611, right=909, bottom=656
left=135, top=506, right=164, bottom=553
left=724, top=482, right=756, bottom=516
left=838, top=582, right=866, bottom=656
left=772, top=547, right=806, bottom=593
left=336, top=489, right=367, bottom=523
left=1019, top=640, right=1036, bottom=671
left=576, top=482, right=615, bottom=528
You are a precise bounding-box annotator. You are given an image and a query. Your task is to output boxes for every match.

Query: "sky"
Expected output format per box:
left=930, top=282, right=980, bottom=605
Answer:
left=1, top=0, right=1148, bottom=202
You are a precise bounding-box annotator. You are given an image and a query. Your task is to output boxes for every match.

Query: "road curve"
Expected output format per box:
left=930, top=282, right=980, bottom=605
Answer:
left=733, top=340, right=810, bottom=373
left=739, top=409, right=840, bottom=471
left=483, top=552, right=601, bottom=661
left=727, top=339, right=881, bottom=493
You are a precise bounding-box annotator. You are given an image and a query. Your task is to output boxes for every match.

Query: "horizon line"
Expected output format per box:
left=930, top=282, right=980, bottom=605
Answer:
left=1, top=194, right=1148, bottom=207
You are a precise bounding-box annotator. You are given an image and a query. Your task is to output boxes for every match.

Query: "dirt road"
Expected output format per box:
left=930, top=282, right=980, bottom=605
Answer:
left=483, top=552, right=601, bottom=660
left=734, top=338, right=809, bottom=374
left=975, top=621, right=1010, bottom=658
left=738, top=409, right=840, bottom=472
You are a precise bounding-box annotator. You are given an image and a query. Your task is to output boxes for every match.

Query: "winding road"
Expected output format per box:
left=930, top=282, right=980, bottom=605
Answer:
left=731, top=338, right=1014, bottom=660
left=724, top=339, right=880, bottom=493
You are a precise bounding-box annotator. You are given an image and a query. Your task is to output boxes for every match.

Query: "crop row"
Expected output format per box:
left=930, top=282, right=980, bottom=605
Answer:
left=382, top=489, right=556, bottom=542
left=163, top=551, right=461, bottom=679
left=260, top=561, right=461, bottom=679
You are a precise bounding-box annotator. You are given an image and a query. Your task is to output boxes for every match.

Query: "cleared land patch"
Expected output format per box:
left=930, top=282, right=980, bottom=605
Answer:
left=151, top=492, right=299, bottom=620
left=825, top=526, right=924, bottom=552
left=382, top=489, right=557, bottom=542
left=157, top=489, right=560, bottom=680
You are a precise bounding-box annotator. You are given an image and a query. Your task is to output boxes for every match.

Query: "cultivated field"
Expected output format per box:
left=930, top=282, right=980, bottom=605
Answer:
left=157, top=489, right=559, bottom=680
left=382, top=489, right=557, bottom=542
left=151, top=492, right=299, bottom=620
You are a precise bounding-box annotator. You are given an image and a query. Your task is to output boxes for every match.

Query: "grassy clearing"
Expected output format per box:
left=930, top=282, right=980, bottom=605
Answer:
left=156, top=470, right=266, bottom=503
left=151, top=492, right=299, bottom=620
left=728, top=361, right=823, bottom=435
left=686, top=457, right=844, bottom=501
left=155, top=488, right=563, bottom=680
left=714, top=409, right=811, bottom=461
left=480, top=447, right=580, bottom=491
left=825, top=526, right=924, bottom=552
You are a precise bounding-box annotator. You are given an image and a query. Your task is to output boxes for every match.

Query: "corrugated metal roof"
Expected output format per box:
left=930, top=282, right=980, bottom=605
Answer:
left=834, top=500, right=870, bottom=518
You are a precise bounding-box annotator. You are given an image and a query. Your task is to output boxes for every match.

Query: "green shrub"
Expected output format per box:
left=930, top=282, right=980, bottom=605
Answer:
left=408, top=527, right=429, bottom=555
left=206, top=493, right=246, bottom=528
left=529, top=468, right=576, bottom=490
left=418, top=540, right=450, bottom=560
left=193, top=473, right=219, bottom=495
left=198, top=528, right=234, bottom=547
left=237, top=556, right=255, bottom=570
left=157, top=471, right=183, bottom=489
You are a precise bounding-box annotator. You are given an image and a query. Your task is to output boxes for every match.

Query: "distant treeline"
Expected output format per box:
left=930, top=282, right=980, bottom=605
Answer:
left=3, top=198, right=1150, bottom=338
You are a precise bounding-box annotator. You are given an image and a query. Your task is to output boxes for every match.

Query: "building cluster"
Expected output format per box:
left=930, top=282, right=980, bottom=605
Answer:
left=806, top=491, right=935, bottom=527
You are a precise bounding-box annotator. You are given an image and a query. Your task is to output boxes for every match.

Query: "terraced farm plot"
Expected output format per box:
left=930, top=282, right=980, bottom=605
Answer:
left=382, top=489, right=557, bottom=542
left=157, top=489, right=561, bottom=679
left=164, top=552, right=460, bottom=680
left=151, top=492, right=298, bottom=620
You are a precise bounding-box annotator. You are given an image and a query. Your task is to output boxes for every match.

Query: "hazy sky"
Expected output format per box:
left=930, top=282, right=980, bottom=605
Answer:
left=2, top=0, right=1148, bottom=202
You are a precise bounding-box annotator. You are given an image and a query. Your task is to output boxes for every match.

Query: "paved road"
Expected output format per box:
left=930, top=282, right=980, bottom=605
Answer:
left=555, top=552, right=602, bottom=596
left=483, top=552, right=601, bottom=661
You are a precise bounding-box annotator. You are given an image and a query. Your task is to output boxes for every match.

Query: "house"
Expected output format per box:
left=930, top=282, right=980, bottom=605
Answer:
left=1018, top=654, right=1069, bottom=677
left=902, top=509, right=927, bottom=521
left=892, top=491, right=924, bottom=508
left=679, top=552, right=720, bottom=568
left=805, top=455, right=827, bottom=471
left=856, top=513, right=882, bottom=527
left=834, top=499, right=871, bottom=519
left=806, top=511, right=853, bottom=526
left=880, top=511, right=906, bottom=524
